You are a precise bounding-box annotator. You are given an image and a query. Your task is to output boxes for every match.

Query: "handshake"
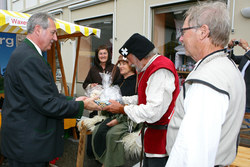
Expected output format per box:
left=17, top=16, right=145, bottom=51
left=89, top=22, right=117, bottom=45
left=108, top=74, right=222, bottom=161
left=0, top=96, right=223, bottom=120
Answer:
left=75, top=96, right=124, bottom=114
left=75, top=96, right=102, bottom=111
left=79, top=72, right=125, bottom=113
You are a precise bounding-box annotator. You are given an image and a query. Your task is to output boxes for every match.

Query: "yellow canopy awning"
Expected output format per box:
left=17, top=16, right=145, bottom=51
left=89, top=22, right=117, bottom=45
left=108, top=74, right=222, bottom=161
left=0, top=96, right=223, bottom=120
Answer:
left=0, top=9, right=101, bottom=38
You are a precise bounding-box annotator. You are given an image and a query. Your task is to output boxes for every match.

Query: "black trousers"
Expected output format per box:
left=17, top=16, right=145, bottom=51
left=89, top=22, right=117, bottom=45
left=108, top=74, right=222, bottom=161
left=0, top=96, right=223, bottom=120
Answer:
left=8, top=159, right=49, bottom=167
left=143, top=156, right=168, bottom=167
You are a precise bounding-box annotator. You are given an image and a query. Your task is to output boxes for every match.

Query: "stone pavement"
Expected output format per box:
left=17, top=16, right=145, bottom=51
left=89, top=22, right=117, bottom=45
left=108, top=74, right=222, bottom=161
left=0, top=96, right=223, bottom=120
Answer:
left=0, top=111, right=140, bottom=167
left=0, top=124, right=249, bottom=167
left=55, top=137, right=139, bottom=167
left=56, top=137, right=103, bottom=167
left=0, top=138, right=102, bottom=167
left=1, top=135, right=250, bottom=167
left=0, top=136, right=139, bottom=167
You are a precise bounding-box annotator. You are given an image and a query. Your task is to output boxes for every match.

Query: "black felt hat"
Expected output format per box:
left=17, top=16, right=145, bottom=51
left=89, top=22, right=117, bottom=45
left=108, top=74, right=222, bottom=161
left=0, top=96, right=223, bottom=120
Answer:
left=119, top=33, right=155, bottom=60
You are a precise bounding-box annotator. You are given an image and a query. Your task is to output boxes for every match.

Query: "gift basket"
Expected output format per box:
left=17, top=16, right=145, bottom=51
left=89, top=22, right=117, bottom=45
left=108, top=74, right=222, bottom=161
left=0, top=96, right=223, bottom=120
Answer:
left=85, top=72, right=123, bottom=107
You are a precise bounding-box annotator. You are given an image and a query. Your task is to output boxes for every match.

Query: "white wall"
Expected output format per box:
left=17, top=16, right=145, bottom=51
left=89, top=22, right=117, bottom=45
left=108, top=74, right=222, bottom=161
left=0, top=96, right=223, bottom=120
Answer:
left=25, top=0, right=38, bottom=9
left=0, top=0, right=7, bottom=9
left=114, top=0, right=144, bottom=63
left=60, top=40, right=75, bottom=84
left=40, top=0, right=51, bottom=4
left=12, top=0, right=24, bottom=11
left=228, top=0, right=250, bottom=55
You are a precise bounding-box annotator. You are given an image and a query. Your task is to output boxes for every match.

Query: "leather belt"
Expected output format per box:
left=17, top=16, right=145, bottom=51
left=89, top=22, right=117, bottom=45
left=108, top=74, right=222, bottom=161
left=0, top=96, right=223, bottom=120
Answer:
left=146, top=124, right=168, bottom=130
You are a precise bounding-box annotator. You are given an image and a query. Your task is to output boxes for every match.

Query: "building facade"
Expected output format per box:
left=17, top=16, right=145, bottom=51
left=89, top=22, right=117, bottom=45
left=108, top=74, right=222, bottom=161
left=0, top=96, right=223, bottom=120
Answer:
left=7, top=0, right=250, bottom=95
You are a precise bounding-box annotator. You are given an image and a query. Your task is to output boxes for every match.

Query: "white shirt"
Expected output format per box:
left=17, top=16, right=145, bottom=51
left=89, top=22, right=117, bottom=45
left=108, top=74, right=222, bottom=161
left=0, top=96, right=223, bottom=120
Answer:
left=122, top=55, right=176, bottom=157
left=123, top=55, right=176, bottom=124
left=166, top=83, right=229, bottom=167
left=27, top=38, right=43, bottom=56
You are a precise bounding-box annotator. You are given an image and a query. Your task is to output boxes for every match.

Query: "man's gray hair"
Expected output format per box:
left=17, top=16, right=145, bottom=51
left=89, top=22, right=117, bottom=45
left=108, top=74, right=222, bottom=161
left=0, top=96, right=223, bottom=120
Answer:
left=144, top=48, right=158, bottom=59
left=185, top=1, right=230, bottom=47
left=27, top=12, right=55, bottom=34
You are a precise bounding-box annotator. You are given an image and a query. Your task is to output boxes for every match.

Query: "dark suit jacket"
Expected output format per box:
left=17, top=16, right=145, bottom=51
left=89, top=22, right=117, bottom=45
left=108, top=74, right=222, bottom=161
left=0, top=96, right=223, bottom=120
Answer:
left=1, top=38, right=83, bottom=163
left=231, top=50, right=250, bottom=108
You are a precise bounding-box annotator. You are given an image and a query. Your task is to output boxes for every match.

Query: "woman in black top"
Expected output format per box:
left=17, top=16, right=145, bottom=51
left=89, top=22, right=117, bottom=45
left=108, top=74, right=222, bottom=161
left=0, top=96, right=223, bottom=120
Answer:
left=92, top=55, right=141, bottom=167
left=82, top=45, right=120, bottom=89
left=82, top=45, right=120, bottom=157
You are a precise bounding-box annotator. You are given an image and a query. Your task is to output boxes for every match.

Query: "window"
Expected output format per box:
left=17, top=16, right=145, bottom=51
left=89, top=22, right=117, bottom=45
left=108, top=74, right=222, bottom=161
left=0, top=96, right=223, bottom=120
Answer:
left=152, top=2, right=195, bottom=70
left=75, top=15, right=113, bottom=82
left=152, top=0, right=227, bottom=71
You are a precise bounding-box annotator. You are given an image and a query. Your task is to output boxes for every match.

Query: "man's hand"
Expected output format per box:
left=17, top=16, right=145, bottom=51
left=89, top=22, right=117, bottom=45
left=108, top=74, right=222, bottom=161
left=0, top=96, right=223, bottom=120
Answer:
left=239, top=39, right=249, bottom=52
left=90, top=83, right=98, bottom=88
left=228, top=38, right=249, bottom=52
left=106, top=119, right=119, bottom=127
left=75, top=96, right=88, bottom=101
left=83, top=97, right=102, bottom=111
left=228, top=38, right=237, bottom=48
left=103, top=99, right=124, bottom=114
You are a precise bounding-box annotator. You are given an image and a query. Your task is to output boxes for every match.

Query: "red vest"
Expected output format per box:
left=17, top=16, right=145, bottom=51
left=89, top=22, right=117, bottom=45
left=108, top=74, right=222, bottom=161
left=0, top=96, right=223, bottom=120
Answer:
left=138, top=55, right=179, bottom=154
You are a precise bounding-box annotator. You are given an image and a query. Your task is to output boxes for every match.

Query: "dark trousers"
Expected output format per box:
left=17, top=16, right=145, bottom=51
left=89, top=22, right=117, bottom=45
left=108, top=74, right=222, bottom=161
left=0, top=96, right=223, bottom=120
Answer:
left=143, top=156, right=168, bottom=167
left=8, top=159, right=49, bottom=167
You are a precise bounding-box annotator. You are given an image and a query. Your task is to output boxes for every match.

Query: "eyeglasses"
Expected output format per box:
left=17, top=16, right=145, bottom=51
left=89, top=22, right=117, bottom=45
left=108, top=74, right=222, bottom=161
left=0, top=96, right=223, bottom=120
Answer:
left=180, top=26, right=201, bottom=36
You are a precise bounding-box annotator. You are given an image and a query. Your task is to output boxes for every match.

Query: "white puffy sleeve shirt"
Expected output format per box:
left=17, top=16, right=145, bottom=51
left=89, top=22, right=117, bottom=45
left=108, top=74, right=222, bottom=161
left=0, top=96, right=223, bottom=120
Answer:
left=122, top=68, right=176, bottom=124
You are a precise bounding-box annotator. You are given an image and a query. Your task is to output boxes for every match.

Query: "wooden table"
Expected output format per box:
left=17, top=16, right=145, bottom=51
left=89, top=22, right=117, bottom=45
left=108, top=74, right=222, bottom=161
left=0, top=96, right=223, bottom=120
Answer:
left=230, top=146, right=250, bottom=167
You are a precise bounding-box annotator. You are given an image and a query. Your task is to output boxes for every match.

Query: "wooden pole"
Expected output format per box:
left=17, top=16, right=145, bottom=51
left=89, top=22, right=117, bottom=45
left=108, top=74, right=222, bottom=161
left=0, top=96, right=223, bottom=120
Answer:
left=57, top=32, right=83, bottom=39
left=76, top=122, right=92, bottom=167
left=70, top=36, right=81, bottom=139
left=55, top=41, right=69, bottom=96
left=56, top=40, right=79, bottom=139
left=71, top=36, right=81, bottom=97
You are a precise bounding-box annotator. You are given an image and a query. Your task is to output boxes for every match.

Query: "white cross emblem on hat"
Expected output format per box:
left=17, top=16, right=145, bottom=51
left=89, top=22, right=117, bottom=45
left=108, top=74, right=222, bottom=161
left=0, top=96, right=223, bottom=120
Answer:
left=121, top=48, right=128, bottom=56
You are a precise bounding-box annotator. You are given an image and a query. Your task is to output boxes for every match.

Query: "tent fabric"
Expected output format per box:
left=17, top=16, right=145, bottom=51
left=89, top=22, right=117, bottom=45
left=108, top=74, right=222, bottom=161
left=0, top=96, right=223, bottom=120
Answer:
left=0, top=9, right=101, bottom=38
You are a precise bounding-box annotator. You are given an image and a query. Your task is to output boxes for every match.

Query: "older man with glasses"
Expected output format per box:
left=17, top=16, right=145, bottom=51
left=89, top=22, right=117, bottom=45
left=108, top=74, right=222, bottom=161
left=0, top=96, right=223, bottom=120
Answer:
left=166, top=1, right=246, bottom=167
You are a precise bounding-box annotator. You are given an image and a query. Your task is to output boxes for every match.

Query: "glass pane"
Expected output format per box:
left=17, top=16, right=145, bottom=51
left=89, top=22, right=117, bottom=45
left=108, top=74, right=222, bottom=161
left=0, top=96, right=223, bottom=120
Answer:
left=152, top=4, right=195, bottom=73
left=152, top=0, right=227, bottom=70
left=152, top=3, right=195, bottom=87
left=76, top=15, right=113, bottom=83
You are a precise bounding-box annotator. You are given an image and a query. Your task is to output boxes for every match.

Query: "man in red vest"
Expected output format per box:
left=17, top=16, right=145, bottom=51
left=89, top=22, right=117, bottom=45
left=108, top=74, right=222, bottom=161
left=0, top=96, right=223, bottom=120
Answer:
left=104, top=33, right=179, bottom=167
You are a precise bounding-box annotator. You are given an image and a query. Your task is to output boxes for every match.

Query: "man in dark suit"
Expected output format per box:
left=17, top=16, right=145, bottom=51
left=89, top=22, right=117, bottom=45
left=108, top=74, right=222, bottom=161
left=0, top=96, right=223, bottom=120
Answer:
left=1, top=12, right=101, bottom=167
left=228, top=39, right=250, bottom=127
